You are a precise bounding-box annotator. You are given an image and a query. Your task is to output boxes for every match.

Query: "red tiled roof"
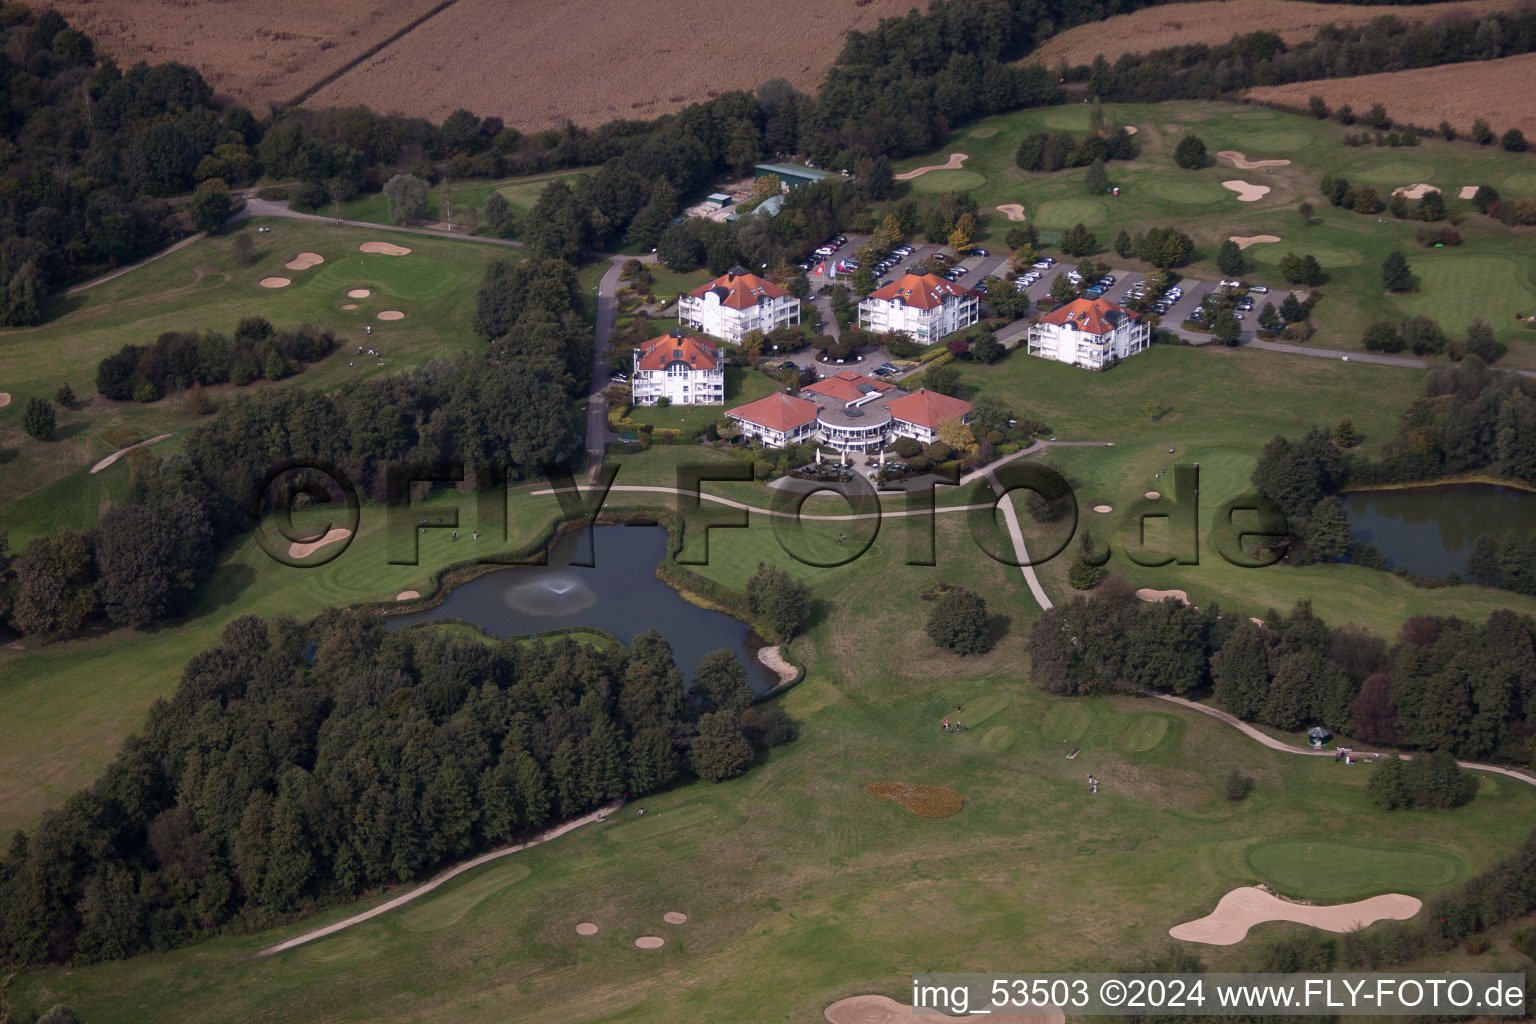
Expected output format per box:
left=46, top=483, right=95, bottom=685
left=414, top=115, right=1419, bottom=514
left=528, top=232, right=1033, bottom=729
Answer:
left=727, top=392, right=819, bottom=433
left=887, top=389, right=971, bottom=430
left=1037, top=297, right=1138, bottom=335
left=865, top=272, right=973, bottom=310
left=633, top=331, right=720, bottom=371
left=689, top=267, right=791, bottom=310
left=801, top=370, right=894, bottom=403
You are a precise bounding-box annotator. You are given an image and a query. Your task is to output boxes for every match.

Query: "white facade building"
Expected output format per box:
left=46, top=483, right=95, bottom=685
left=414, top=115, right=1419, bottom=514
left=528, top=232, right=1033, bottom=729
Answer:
left=1026, top=297, right=1149, bottom=369
left=678, top=266, right=800, bottom=342
left=630, top=330, right=724, bottom=406
left=727, top=371, right=970, bottom=452
left=858, top=272, right=980, bottom=343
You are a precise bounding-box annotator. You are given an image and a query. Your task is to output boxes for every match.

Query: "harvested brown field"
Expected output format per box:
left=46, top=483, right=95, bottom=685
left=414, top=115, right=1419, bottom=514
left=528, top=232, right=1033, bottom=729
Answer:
left=1247, top=52, right=1536, bottom=138
left=863, top=782, right=966, bottom=818
left=1028, top=0, right=1532, bottom=68
left=45, top=0, right=448, bottom=112
left=305, top=0, right=916, bottom=128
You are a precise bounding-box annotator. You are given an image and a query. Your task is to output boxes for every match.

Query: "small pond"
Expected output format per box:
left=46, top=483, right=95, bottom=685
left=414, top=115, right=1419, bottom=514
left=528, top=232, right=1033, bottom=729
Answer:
left=1345, top=483, right=1536, bottom=577
left=387, top=524, right=777, bottom=692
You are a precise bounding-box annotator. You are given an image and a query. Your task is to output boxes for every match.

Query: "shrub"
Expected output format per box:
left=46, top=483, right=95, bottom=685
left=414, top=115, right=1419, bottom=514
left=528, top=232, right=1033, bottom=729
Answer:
left=1068, top=559, right=1105, bottom=590
left=132, top=381, right=159, bottom=403
left=925, top=589, right=994, bottom=655
left=1173, top=134, right=1207, bottom=169
left=22, top=396, right=56, bottom=439
left=54, top=382, right=74, bottom=407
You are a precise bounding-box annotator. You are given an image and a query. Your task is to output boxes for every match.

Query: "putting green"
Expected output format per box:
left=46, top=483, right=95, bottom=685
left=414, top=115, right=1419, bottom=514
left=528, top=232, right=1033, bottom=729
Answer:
left=958, top=693, right=1010, bottom=727
left=398, top=862, right=532, bottom=932
left=1353, top=159, right=1435, bottom=185
left=1498, top=169, right=1536, bottom=193
left=1233, top=110, right=1277, bottom=120
left=1116, top=715, right=1170, bottom=752
left=309, top=256, right=459, bottom=302
left=608, top=801, right=716, bottom=843
left=1040, top=109, right=1089, bottom=131
left=1034, top=198, right=1108, bottom=228
left=968, top=125, right=1000, bottom=139
left=979, top=725, right=1017, bottom=752
left=1389, top=252, right=1536, bottom=339
left=909, top=169, right=988, bottom=193
left=1246, top=839, right=1464, bottom=900
left=301, top=930, right=382, bottom=965
left=1249, top=243, right=1363, bottom=267
left=1146, top=178, right=1226, bottom=205
left=1041, top=702, right=1091, bottom=742
left=1236, top=128, right=1311, bottom=152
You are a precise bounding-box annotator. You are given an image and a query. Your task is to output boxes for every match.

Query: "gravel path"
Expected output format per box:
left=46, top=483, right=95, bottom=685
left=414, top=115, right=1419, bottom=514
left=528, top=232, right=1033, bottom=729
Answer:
left=89, top=433, right=173, bottom=474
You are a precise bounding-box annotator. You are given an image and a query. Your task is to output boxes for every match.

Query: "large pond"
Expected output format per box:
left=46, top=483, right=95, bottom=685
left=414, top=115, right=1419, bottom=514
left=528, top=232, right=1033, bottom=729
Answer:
left=387, top=524, right=778, bottom=692
left=1345, top=483, right=1536, bottom=577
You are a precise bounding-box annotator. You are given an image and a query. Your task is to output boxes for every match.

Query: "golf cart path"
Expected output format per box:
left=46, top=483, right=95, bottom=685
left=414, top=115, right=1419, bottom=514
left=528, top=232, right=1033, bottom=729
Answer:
left=89, top=433, right=173, bottom=474
left=64, top=234, right=207, bottom=295
left=1153, top=692, right=1536, bottom=786
left=257, top=799, right=624, bottom=956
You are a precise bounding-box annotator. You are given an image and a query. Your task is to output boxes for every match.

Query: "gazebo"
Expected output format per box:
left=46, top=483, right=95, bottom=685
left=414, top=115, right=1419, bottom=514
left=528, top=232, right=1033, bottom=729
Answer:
left=1307, top=726, right=1331, bottom=748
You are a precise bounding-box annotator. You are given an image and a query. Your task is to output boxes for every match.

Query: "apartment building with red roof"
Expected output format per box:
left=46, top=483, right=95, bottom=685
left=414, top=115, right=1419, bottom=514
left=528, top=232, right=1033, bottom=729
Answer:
left=857, top=272, right=979, bottom=343
left=1027, top=296, right=1149, bottom=369
left=678, top=266, right=800, bottom=342
left=629, top=329, right=724, bottom=406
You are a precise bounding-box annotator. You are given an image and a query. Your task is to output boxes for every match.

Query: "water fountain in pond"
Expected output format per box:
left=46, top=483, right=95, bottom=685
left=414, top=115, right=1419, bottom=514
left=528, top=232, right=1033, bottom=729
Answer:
left=504, top=572, right=599, bottom=615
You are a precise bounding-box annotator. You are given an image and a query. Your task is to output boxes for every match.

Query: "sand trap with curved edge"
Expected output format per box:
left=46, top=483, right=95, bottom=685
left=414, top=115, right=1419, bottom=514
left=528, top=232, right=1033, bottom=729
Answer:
left=825, top=994, right=1064, bottom=1024
left=285, top=251, right=324, bottom=270
left=1217, top=150, right=1290, bottom=170
left=633, top=936, right=664, bottom=948
left=360, top=241, right=412, bottom=255
left=1230, top=234, right=1281, bottom=249
left=1123, top=125, right=1137, bottom=135
left=1392, top=183, right=1440, bottom=199
left=1222, top=180, right=1271, bottom=202
left=341, top=303, right=358, bottom=310
left=288, top=527, right=352, bottom=559
left=377, top=310, right=405, bottom=320
left=1170, top=887, right=1421, bottom=945
left=895, top=153, right=968, bottom=180
left=348, top=288, right=372, bottom=298
left=996, top=203, right=1027, bottom=221
left=396, top=590, right=420, bottom=601
left=1093, top=504, right=1113, bottom=513
left=758, top=645, right=797, bottom=686
left=1250, top=617, right=1267, bottom=627
left=0, top=393, right=9, bottom=408
left=663, top=911, right=687, bottom=924
left=1459, top=185, right=1479, bottom=199
left=1144, top=490, right=1161, bottom=499
left=259, top=276, right=291, bottom=288
left=1137, top=588, right=1190, bottom=606
left=575, top=922, right=598, bottom=936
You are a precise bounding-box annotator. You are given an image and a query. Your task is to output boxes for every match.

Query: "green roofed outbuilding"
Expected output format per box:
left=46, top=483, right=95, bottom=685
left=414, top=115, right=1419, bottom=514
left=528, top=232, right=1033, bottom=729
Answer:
left=754, top=162, right=837, bottom=190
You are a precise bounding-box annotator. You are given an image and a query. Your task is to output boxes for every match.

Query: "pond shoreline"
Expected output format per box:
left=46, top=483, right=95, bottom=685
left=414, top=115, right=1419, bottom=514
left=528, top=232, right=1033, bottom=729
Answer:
left=1340, top=473, right=1536, bottom=496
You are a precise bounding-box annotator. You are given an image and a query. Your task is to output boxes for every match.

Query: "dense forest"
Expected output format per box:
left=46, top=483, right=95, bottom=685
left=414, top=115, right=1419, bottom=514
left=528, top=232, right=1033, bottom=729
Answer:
left=1027, top=583, right=1536, bottom=763
left=0, top=612, right=790, bottom=964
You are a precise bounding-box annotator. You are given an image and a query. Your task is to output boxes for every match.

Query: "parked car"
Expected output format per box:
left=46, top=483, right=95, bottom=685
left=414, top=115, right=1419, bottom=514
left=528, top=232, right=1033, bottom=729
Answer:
left=1220, top=279, right=1243, bottom=288
left=796, top=261, right=812, bottom=272
left=1066, top=271, right=1083, bottom=283
left=973, top=248, right=988, bottom=257
left=950, top=265, right=968, bottom=276
left=1084, top=287, right=1104, bottom=298
left=1097, top=275, right=1116, bottom=287
left=815, top=246, right=835, bottom=257
left=1032, top=259, right=1053, bottom=269
left=1249, top=284, right=1270, bottom=294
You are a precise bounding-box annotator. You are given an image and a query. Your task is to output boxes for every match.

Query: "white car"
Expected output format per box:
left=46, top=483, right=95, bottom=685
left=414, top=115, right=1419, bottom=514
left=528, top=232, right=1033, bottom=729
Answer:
left=1032, top=259, right=1052, bottom=269
left=1250, top=285, right=1270, bottom=294
left=1220, top=279, right=1243, bottom=288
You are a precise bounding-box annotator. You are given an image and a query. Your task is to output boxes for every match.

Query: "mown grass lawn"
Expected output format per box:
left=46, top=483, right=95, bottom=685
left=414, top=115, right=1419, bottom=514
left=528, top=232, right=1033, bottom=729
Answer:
left=891, top=101, right=1536, bottom=367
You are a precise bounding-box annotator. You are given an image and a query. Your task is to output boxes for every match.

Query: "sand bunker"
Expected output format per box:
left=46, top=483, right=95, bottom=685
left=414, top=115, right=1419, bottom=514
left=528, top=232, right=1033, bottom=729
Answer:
left=347, top=288, right=372, bottom=298
left=575, top=922, right=598, bottom=936
left=259, top=276, right=291, bottom=288
left=1123, top=126, right=1138, bottom=135
left=663, top=911, right=688, bottom=925
left=1230, top=234, right=1281, bottom=249
left=1217, top=150, right=1290, bottom=170
left=359, top=241, right=412, bottom=255
left=0, top=393, right=9, bottom=408
left=285, top=251, right=324, bottom=270
left=1137, top=588, right=1190, bottom=606
left=895, top=153, right=968, bottom=180
left=288, top=527, right=353, bottom=559
left=377, top=310, right=405, bottom=321
left=633, top=936, right=665, bottom=949
left=1222, top=180, right=1271, bottom=202
left=396, top=590, right=420, bottom=601
left=1249, top=617, right=1267, bottom=627
left=1391, top=183, right=1440, bottom=199
left=996, top=203, right=1027, bottom=221
left=1459, top=185, right=1479, bottom=199
left=341, top=303, right=358, bottom=310
left=758, top=645, right=798, bottom=686
left=1093, top=504, right=1113, bottom=513
left=1169, top=887, right=1421, bottom=946
left=825, top=994, right=1064, bottom=1024
left=1144, top=490, right=1161, bottom=500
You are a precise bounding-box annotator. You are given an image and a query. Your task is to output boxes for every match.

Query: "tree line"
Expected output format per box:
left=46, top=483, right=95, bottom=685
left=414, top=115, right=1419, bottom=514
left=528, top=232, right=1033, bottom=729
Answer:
left=1075, top=11, right=1536, bottom=108
left=0, top=612, right=793, bottom=965
left=93, top=317, right=338, bottom=403
left=1028, top=583, right=1536, bottom=764
left=1, top=256, right=589, bottom=640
